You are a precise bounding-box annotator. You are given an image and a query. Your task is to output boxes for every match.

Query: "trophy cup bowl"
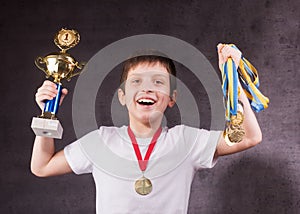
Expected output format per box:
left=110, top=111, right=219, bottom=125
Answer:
left=35, top=52, right=84, bottom=83
left=31, top=28, right=84, bottom=139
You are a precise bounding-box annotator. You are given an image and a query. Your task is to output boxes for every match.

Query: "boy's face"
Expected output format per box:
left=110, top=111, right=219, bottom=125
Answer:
left=118, top=62, right=176, bottom=125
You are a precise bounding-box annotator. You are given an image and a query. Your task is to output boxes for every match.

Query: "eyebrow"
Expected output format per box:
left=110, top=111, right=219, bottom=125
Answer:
left=129, top=73, right=169, bottom=78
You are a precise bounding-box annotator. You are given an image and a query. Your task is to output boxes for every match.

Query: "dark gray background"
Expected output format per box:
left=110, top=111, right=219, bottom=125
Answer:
left=0, top=0, right=299, bottom=213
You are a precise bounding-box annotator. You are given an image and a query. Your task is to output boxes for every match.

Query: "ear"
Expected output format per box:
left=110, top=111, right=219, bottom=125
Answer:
left=118, top=88, right=126, bottom=106
left=168, top=90, right=177, bottom=107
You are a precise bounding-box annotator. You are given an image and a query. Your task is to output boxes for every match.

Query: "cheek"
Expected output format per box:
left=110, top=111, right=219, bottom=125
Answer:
left=156, top=85, right=170, bottom=96
left=158, top=93, right=171, bottom=105
left=124, top=89, right=137, bottom=105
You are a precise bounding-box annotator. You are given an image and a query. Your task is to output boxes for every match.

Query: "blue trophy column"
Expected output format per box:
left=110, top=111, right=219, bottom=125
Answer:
left=43, top=83, right=62, bottom=117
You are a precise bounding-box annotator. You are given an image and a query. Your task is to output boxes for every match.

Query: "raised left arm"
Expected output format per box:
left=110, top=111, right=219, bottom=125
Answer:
left=216, top=86, right=262, bottom=156
left=215, top=44, right=262, bottom=156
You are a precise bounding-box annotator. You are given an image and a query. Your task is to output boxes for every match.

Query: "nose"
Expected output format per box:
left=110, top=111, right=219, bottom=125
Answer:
left=140, top=79, right=154, bottom=93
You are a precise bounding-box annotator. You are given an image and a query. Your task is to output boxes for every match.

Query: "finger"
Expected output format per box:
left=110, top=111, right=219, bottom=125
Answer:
left=59, top=97, right=65, bottom=106
left=60, top=95, right=66, bottom=106
left=59, top=88, right=68, bottom=106
left=220, top=46, right=236, bottom=65
left=35, top=86, right=57, bottom=104
left=61, top=88, right=68, bottom=96
left=36, top=94, right=55, bottom=102
left=60, top=93, right=66, bottom=103
left=37, top=87, right=58, bottom=98
left=39, top=81, right=58, bottom=94
left=221, top=45, right=232, bottom=56
left=217, top=43, right=225, bottom=53
left=37, top=85, right=58, bottom=93
left=223, top=46, right=241, bottom=66
left=35, top=95, right=54, bottom=111
left=221, top=45, right=240, bottom=57
left=60, top=88, right=68, bottom=100
left=217, top=44, right=227, bottom=70
left=42, top=80, right=56, bottom=86
left=41, top=82, right=57, bottom=92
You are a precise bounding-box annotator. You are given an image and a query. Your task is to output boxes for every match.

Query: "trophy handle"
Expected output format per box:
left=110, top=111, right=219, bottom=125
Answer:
left=35, top=57, right=50, bottom=78
left=67, top=61, right=86, bottom=81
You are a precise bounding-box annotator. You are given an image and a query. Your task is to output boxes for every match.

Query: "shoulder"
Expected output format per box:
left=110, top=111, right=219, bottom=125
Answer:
left=98, top=125, right=127, bottom=140
left=167, top=125, right=221, bottom=145
left=73, top=126, right=126, bottom=146
left=81, top=126, right=126, bottom=136
left=167, top=124, right=208, bottom=137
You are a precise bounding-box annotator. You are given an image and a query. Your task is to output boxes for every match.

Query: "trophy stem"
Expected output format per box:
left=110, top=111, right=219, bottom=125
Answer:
left=41, top=83, right=62, bottom=119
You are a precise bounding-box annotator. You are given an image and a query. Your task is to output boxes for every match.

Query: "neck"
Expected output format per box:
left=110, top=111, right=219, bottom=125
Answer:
left=129, top=118, right=162, bottom=138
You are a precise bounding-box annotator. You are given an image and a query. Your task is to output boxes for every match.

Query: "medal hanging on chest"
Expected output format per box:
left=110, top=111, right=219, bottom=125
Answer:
left=127, top=126, right=162, bottom=196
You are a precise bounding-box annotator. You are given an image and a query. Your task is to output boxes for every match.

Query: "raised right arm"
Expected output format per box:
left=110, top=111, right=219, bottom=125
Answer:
left=31, top=137, right=72, bottom=177
left=30, top=80, right=72, bottom=177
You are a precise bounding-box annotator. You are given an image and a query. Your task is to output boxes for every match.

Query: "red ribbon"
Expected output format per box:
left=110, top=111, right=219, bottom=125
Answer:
left=128, top=127, right=162, bottom=172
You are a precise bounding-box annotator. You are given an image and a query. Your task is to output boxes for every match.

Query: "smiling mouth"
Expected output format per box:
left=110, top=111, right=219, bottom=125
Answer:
left=137, top=98, right=155, bottom=106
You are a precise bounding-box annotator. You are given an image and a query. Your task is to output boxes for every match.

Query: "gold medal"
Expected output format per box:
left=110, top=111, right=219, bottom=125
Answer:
left=230, top=111, right=244, bottom=126
left=135, top=176, right=152, bottom=196
left=128, top=126, right=162, bottom=196
left=224, top=101, right=245, bottom=146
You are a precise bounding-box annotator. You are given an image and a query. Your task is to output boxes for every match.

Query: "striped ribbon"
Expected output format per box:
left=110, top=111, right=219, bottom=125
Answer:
left=221, top=44, right=269, bottom=121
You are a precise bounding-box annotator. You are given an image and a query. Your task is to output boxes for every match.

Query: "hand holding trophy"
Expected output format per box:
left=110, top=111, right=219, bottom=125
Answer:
left=31, top=28, right=85, bottom=139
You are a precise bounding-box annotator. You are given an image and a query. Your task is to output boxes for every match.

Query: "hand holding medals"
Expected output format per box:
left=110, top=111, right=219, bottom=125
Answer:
left=218, top=44, right=269, bottom=146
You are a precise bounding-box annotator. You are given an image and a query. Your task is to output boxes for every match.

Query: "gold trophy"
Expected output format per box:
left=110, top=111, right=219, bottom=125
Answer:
left=31, top=28, right=85, bottom=139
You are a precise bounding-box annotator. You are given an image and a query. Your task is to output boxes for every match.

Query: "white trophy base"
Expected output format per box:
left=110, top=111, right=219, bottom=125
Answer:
left=31, top=117, right=63, bottom=139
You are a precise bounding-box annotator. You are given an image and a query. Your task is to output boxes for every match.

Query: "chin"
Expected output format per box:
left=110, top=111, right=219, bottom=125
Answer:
left=144, top=112, right=164, bottom=123
left=130, top=111, right=164, bottom=125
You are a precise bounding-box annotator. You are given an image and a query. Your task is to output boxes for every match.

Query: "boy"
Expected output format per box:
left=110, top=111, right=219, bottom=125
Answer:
left=31, top=44, right=262, bottom=213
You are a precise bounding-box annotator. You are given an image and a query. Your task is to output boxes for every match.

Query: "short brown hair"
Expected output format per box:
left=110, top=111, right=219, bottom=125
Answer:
left=120, top=55, right=177, bottom=94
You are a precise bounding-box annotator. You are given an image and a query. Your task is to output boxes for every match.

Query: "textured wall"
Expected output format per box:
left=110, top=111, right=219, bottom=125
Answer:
left=0, top=0, right=299, bottom=213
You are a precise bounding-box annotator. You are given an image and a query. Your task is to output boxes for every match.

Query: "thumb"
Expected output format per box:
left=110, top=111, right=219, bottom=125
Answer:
left=217, top=43, right=224, bottom=53
left=59, top=88, right=68, bottom=106
left=217, top=43, right=226, bottom=71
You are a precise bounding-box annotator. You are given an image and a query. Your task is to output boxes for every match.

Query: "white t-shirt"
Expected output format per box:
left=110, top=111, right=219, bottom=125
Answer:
left=64, top=125, right=221, bottom=214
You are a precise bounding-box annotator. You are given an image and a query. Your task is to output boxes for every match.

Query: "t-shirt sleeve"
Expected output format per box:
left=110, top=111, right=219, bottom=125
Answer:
left=184, top=126, right=222, bottom=169
left=64, top=134, right=94, bottom=175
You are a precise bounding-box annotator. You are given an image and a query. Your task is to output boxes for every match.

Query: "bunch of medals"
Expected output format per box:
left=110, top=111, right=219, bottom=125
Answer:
left=223, top=100, right=245, bottom=146
left=220, top=44, right=269, bottom=146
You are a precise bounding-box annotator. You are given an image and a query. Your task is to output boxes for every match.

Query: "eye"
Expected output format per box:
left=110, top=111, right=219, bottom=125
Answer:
left=131, top=79, right=140, bottom=84
left=154, top=79, right=164, bottom=85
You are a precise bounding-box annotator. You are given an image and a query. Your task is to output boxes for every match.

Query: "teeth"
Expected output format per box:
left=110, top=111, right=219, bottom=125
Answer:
left=137, top=98, right=155, bottom=104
